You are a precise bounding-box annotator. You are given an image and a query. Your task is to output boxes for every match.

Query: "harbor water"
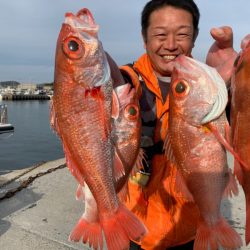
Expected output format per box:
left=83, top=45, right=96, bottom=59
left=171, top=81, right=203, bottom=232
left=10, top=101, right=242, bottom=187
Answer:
left=0, top=100, right=64, bottom=173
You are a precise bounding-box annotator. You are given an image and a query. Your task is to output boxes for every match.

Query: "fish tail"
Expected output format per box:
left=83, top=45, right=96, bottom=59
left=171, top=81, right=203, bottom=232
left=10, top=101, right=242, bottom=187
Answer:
left=69, top=218, right=103, bottom=250
left=245, top=193, right=250, bottom=245
left=101, top=204, right=147, bottom=250
left=194, top=217, right=242, bottom=250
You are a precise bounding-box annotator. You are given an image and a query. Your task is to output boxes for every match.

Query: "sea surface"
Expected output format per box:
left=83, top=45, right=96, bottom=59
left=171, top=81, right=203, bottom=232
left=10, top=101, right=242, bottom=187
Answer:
left=0, top=100, right=64, bottom=173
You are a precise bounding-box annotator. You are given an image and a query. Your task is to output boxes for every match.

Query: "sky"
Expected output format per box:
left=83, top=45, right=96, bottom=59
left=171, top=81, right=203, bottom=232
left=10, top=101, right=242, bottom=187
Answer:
left=0, top=0, right=249, bottom=84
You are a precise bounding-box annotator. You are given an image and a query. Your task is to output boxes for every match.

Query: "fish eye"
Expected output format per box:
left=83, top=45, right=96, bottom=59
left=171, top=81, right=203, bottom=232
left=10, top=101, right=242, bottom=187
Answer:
left=68, top=40, right=79, bottom=52
left=62, top=37, right=84, bottom=59
left=175, top=82, right=186, bottom=93
left=124, top=104, right=139, bottom=121
left=172, top=79, right=190, bottom=97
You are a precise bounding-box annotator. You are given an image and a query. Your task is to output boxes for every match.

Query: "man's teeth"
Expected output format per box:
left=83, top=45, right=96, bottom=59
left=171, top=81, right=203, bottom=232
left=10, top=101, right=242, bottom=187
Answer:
left=163, top=55, right=176, bottom=60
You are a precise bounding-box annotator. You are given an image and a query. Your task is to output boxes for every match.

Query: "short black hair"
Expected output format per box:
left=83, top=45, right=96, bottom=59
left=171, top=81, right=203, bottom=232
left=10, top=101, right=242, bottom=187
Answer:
left=141, top=0, right=200, bottom=41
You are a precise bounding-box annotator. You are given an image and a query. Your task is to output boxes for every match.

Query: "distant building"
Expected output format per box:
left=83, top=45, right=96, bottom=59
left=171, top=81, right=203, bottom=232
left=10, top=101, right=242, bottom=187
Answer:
left=17, top=83, right=37, bottom=91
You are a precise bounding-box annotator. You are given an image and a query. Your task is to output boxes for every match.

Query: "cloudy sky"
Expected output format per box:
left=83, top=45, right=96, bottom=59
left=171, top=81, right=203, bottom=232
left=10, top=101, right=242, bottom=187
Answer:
left=0, top=0, right=249, bottom=83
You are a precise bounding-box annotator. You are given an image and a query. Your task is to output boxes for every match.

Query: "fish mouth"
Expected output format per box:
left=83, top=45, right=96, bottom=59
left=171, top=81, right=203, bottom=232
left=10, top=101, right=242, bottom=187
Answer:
left=201, top=67, right=228, bottom=124
left=64, top=8, right=99, bottom=32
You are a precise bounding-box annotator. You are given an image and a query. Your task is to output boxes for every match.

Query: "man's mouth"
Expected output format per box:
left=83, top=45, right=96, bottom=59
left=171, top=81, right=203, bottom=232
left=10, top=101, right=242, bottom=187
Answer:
left=162, top=55, right=177, bottom=60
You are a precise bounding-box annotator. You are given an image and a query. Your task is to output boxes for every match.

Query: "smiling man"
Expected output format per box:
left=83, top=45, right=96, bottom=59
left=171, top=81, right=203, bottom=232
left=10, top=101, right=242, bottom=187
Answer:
left=142, top=3, right=197, bottom=77
left=116, top=0, right=238, bottom=249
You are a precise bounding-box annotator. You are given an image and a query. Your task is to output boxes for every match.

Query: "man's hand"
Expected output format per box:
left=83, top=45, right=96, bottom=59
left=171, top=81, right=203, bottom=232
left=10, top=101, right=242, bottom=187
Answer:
left=206, top=26, right=238, bottom=86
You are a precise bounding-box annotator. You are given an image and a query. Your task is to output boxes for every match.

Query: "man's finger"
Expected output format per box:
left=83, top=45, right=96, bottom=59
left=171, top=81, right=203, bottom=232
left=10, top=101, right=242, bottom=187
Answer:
left=210, top=26, right=233, bottom=48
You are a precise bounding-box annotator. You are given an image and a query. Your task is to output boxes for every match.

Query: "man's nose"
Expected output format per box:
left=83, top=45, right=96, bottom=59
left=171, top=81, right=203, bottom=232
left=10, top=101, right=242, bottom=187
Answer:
left=163, top=34, right=177, bottom=51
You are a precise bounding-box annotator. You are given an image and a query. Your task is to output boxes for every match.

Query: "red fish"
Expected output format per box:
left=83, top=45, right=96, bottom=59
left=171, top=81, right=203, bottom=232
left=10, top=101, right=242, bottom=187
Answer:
left=51, top=8, right=146, bottom=250
left=73, top=83, right=143, bottom=248
left=112, top=84, right=143, bottom=195
left=165, top=55, right=242, bottom=250
left=231, top=34, right=250, bottom=245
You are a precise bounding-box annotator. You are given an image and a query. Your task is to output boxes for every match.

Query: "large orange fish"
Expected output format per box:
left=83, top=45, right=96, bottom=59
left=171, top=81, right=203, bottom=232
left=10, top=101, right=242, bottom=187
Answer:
left=231, top=34, right=250, bottom=245
left=51, top=8, right=146, bottom=250
left=164, top=55, right=242, bottom=250
left=71, top=83, right=143, bottom=249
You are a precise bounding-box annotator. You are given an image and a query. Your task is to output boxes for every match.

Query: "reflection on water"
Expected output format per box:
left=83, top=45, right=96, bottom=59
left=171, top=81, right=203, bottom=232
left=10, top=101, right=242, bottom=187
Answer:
left=0, top=100, right=64, bottom=172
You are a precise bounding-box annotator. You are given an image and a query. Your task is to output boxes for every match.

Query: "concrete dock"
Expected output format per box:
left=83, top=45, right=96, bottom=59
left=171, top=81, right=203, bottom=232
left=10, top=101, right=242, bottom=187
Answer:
left=0, top=155, right=249, bottom=250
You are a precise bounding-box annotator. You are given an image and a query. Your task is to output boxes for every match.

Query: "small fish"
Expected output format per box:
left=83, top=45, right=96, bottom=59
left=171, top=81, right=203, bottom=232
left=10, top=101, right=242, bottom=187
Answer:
left=164, top=55, right=242, bottom=250
left=51, top=8, right=146, bottom=250
left=112, top=84, right=143, bottom=195
left=231, top=34, right=250, bottom=245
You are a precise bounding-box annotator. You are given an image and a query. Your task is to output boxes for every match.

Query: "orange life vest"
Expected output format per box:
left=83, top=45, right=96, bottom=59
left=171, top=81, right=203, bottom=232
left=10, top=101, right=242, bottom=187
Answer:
left=120, top=54, right=199, bottom=250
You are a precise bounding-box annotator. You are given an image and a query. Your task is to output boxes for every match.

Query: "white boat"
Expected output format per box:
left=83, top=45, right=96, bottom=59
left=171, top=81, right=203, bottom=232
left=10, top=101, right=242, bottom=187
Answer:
left=0, top=104, right=14, bottom=134
left=0, top=123, right=14, bottom=134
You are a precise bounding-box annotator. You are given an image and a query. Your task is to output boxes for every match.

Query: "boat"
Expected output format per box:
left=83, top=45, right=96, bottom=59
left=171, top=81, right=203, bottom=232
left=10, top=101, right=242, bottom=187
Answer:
left=0, top=104, right=14, bottom=134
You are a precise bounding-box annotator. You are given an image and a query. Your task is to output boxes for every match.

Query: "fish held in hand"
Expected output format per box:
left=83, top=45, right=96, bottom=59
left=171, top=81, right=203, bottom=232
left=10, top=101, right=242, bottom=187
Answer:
left=74, top=83, right=143, bottom=248
left=231, top=34, right=250, bottom=245
left=164, top=55, right=242, bottom=250
left=113, top=84, right=143, bottom=195
left=51, top=8, right=146, bottom=250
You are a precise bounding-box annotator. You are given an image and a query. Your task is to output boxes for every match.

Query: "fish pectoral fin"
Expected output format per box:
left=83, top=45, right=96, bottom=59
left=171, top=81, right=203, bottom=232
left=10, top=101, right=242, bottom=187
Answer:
left=111, top=89, right=120, bottom=120
left=175, top=170, right=194, bottom=202
left=223, top=168, right=239, bottom=198
left=163, top=132, right=177, bottom=164
left=113, top=149, right=125, bottom=181
left=207, top=121, right=249, bottom=170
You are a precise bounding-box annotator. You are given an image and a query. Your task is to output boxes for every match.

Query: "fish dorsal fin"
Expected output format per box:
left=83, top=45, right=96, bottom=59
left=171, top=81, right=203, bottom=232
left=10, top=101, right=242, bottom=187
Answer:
left=111, top=89, right=119, bottom=120
left=113, top=149, right=125, bottom=181
left=163, top=132, right=176, bottom=164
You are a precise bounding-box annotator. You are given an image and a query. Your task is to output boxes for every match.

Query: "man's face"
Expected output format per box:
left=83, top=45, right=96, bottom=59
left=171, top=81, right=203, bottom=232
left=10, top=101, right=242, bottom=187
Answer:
left=144, top=6, right=196, bottom=77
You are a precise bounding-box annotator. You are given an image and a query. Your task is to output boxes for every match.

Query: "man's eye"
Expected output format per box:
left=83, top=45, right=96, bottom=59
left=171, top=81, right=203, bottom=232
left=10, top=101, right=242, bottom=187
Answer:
left=156, top=33, right=165, bottom=37
left=178, top=33, right=190, bottom=37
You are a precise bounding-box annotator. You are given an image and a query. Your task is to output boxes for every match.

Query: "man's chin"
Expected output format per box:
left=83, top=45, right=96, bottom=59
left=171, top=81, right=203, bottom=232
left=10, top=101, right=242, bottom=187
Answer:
left=162, top=61, right=175, bottom=75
